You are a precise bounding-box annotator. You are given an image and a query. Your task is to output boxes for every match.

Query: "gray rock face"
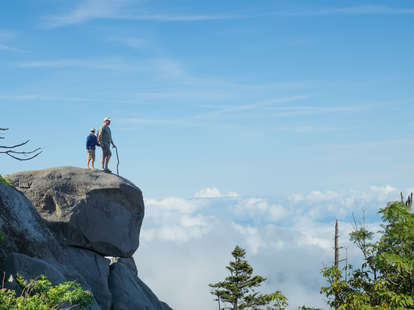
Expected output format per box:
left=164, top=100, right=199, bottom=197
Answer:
left=0, top=182, right=61, bottom=261
left=1, top=167, right=172, bottom=310
left=4, top=252, right=66, bottom=288
left=4, top=252, right=103, bottom=310
left=59, top=247, right=112, bottom=310
left=8, top=167, right=144, bottom=257
left=109, top=259, right=171, bottom=310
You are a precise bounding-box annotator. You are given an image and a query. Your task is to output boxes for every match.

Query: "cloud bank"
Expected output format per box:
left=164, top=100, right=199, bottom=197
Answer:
left=134, top=185, right=404, bottom=309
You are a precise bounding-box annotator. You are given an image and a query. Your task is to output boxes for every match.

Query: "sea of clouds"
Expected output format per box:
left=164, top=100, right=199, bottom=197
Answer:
left=133, top=185, right=408, bottom=309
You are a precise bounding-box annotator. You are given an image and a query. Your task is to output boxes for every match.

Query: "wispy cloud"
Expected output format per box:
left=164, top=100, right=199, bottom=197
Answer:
left=122, top=118, right=186, bottom=126
left=276, top=5, right=414, bottom=17
left=17, top=58, right=137, bottom=71
left=120, top=96, right=309, bottom=128
left=44, top=0, right=241, bottom=28
left=0, top=30, right=16, bottom=41
left=44, top=2, right=414, bottom=28
left=195, top=96, right=309, bottom=118
left=0, top=43, right=26, bottom=53
left=44, top=0, right=133, bottom=28
left=109, top=37, right=148, bottom=49
left=0, top=29, right=27, bottom=53
left=0, top=94, right=97, bottom=102
left=121, top=96, right=366, bottom=128
left=267, top=104, right=367, bottom=117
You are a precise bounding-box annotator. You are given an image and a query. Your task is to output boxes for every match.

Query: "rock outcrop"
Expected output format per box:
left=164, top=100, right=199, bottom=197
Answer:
left=0, top=167, right=171, bottom=310
left=8, top=166, right=144, bottom=257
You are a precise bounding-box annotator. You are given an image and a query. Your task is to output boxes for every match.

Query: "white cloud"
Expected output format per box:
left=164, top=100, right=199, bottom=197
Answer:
left=290, top=186, right=399, bottom=208
left=235, top=198, right=268, bottom=215
left=288, top=193, right=305, bottom=203
left=153, top=220, right=211, bottom=243
left=145, top=197, right=202, bottom=214
left=305, top=190, right=339, bottom=203
left=194, top=187, right=239, bottom=198
left=268, top=204, right=287, bottom=221
left=135, top=186, right=405, bottom=309
left=370, top=185, right=397, bottom=195
left=142, top=196, right=213, bottom=244
left=194, top=187, right=222, bottom=198
left=232, top=223, right=266, bottom=255
left=232, top=198, right=287, bottom=222
left=227, top=192, right=239, bottom=198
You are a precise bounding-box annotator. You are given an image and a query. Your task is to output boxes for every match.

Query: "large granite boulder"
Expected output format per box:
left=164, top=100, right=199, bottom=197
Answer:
left=1, top=167, right=172, bottom=309
left=8, top=167, right=144, bottom=257
left=0, top=182, right=103, bottom=309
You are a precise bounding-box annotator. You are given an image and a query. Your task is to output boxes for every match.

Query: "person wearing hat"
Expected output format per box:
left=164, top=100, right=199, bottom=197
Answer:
left=97, top=117, right=116, bottom=173
left=86, top=128, right=99, bottom=169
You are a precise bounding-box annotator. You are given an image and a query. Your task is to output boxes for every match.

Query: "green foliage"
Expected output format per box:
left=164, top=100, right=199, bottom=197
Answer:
left=0, top=275, right=94, bottom=310
left=321, top=201, right=414, bottom=309
left=0, top=174, right=11, bottom=187
left=209, top=245, right=288, bottom=310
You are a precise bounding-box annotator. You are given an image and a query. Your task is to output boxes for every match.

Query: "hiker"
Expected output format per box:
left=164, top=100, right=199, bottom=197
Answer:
left=86, top=128, right=99, bottom=169
left=97, top=117, right=116, bottom=173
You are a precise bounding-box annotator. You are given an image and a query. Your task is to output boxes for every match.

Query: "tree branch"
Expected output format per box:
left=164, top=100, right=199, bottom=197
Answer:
left=2, top=150, right=42, bottom=161
left=0, top=140, right=30, bottom=149
left=0, top=147, right=41, bottom=155
left=0, top=127, right=41, bottom=161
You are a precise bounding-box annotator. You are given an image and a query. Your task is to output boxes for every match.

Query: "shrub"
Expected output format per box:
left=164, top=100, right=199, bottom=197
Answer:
left=0, top=174, right=11, bottom=187
left=0, top=275, right=94, bottom=310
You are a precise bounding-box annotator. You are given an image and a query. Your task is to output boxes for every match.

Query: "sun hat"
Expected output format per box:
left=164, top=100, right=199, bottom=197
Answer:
left=90, top=128, right=95, bottom=132
left=104, top=117, right=111, bottom=122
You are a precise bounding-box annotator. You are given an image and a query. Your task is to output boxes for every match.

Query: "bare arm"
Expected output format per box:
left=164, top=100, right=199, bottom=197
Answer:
left=97, top=131, right=102, bottom=146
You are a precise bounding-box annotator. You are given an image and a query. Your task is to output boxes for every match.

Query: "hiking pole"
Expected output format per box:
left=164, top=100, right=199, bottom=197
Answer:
left=114, top=146, right=120, bottom=176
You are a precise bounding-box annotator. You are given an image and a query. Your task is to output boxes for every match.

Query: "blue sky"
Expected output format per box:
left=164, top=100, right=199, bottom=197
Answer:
left=1, top=1, right=414, bottom=309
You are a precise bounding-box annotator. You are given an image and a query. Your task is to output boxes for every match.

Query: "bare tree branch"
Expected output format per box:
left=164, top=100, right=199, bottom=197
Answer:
left=0, top=147, right=41, bottom=155
left=0, top=128, right=41, bottom=161
left=0, top=140, right=30, bottom=149
left=2, top=150, right=42, bottom=161
left=0, top=128, right=7, bottom=139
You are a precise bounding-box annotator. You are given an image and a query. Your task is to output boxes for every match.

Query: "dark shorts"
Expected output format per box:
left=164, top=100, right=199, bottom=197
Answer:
left=102, top=144, right=111, bottom=157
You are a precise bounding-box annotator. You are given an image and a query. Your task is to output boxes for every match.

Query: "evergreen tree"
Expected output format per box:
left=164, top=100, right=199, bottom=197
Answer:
left=209, top=245, right=288, bottom=310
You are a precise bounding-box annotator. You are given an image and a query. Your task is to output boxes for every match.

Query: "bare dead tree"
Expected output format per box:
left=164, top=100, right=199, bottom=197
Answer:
left=401, top=192, right=413, bottom=210
left=0, top=128, right=42, bottom=161
left=334, top=219, right=339, bottom=268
